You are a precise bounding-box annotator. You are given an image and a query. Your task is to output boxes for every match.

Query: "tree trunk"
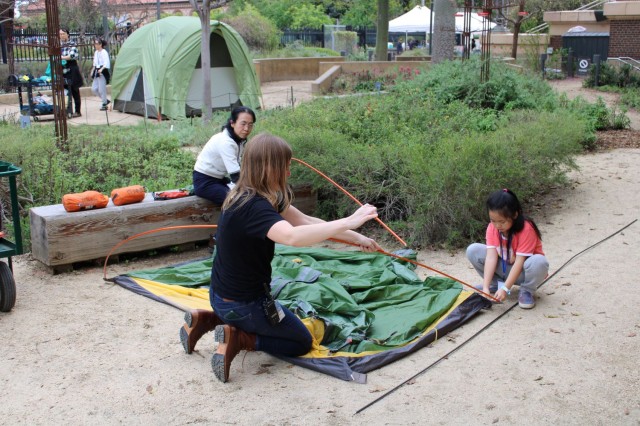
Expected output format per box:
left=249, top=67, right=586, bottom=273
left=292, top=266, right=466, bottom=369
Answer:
left=432, top=0, right=455, bottom=64
left=511, top=19, right=522, bottom=59
left=199, top=15, right=212, bottom=123
left=375, top=0, right=389, bottom=61
left=189, top=0, right=213, bottom=123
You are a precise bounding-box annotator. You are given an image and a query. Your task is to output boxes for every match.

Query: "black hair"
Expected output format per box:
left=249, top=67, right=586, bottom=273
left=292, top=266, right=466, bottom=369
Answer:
left=60, top=28, right=70, bottom=37
left=486, top=188, right=542, bottom=255
left=95, top=38, right=107, bottom=48
left=222, top=106, right=256, bottom=140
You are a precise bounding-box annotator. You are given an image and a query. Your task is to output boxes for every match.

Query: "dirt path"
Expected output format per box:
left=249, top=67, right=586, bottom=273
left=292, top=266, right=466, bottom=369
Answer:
left=1, top=148, right=638, bottom=424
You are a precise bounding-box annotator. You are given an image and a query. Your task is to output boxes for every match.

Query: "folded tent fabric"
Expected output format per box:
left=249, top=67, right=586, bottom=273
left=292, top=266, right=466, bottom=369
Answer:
left=113, top=245, right=490, bottom=382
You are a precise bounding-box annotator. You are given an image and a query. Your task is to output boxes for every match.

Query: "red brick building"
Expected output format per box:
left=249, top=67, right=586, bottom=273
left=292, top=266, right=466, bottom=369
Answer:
left=544, top=0, right=640, bottom=60
left=20, top=0, right=196, bottom=27
left=605, top=1, right=640, bottom=59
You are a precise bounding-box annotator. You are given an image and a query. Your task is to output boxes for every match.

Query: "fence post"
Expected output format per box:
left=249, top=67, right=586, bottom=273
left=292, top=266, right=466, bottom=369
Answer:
left=593, top=54, right=601, bottom=86
left=540, top=53, right=547, bottom=79
left=567, top=48, right=574, bottom=78
left=0, top=24, right=6, bottom=64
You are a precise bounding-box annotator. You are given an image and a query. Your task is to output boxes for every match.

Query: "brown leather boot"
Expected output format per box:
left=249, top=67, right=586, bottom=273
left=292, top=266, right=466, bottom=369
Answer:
left=211, top=325, right=257, bottom=383
left=179, top=309, right=223, bottom=354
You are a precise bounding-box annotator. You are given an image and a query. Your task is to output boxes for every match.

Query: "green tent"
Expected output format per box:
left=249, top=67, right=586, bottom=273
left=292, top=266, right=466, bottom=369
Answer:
left=111, top=16, right=261, bottom=119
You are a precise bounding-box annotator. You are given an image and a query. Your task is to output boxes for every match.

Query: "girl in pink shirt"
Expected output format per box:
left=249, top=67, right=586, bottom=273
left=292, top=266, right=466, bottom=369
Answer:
left=466, top=189, right=549, bottom=309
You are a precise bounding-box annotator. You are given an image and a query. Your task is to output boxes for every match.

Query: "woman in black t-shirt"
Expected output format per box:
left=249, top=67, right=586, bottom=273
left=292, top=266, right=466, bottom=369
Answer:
left=190, top=132, right=381, bottom=383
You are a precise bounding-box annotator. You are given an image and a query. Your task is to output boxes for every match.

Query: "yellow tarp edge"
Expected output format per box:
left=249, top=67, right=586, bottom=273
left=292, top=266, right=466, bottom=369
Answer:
left=132, top=277, right=472, bottom=359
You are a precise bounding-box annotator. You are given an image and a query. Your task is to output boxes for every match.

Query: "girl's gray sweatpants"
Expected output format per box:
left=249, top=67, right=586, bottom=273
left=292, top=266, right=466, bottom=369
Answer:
left=466, top=243, right=549, bottom=294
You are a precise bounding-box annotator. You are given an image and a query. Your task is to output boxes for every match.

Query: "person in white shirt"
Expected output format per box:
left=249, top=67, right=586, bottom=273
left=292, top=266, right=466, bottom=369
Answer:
left=193, top=106, right=256, bottom=205
left=90, top=38, right=111, bottom=110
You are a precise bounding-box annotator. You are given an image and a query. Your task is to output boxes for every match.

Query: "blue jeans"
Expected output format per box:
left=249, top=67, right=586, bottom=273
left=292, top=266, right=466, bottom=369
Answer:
left=211, top=292, right=312, bottom=357
left=193, top=170, right=229, bottom=205
left=466, top=243, right=549, bottom=294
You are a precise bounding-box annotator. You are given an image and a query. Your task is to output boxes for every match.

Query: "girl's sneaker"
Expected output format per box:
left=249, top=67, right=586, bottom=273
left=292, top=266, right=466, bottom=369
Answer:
left=518, top=289, right=535, bottom=309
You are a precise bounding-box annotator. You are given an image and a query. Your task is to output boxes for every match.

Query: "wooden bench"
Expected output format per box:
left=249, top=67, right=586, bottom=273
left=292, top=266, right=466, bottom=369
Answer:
left=29, top=186, right=317, bottom=274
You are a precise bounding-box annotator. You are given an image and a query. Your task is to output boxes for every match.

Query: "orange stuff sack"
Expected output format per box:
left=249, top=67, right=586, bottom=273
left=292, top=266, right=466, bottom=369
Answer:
left=62, top=191, right=109, bottom=212
left=110, top=185, right=146, bottom=206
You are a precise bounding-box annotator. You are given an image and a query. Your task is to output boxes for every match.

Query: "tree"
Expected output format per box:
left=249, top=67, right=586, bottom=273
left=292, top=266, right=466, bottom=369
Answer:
left=58, top=0, right=101, bottom=35
left=289, top=3, right=332, bottom=28
left=432, top=0, right=455, bottom=64
left=375, top=0, right=388, bottom=61
left=497, top=0, right=533, bottom=59
left=189, top=0, right=230, bottom=123
left=222, top=4, right=281, bottom=52
left=341, top=0, right=402, bottom=28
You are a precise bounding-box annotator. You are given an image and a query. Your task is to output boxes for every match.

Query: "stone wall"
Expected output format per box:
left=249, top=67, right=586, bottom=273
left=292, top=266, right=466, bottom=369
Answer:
left=253, top=57, right=345, bottom=83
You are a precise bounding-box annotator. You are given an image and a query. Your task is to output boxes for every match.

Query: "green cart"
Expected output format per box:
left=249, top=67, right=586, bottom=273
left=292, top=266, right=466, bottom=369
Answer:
left=0, top=161, right=23, bottom=312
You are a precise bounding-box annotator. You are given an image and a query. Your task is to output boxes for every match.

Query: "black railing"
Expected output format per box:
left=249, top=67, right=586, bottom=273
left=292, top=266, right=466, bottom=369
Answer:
left=5, top=27, right=128, bottom=63
left=280, top=28, right=324, bottom=47
left=280, top=26, right=376, bottom=49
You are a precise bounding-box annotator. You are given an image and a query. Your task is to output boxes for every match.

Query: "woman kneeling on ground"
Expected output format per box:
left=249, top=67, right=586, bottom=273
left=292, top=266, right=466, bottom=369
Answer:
left=181, top=132, right=382, bottom=383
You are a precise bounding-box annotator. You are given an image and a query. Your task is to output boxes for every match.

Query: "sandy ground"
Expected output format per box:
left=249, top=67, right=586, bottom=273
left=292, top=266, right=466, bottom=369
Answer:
left=1, top=79, right=640, bottom=424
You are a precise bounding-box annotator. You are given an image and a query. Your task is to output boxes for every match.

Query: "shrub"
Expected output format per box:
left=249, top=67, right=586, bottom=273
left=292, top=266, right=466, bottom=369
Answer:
left=222, top=4, right=281, bottom=52
left=0, top=59, right=595, bottom=249
left=584, top=63, right=640, bottom=89
left=402, top=58, right=558, bottom=112
left=621, top=88, right=640, bottom=109
left=257, top=65, right=588, bottom=247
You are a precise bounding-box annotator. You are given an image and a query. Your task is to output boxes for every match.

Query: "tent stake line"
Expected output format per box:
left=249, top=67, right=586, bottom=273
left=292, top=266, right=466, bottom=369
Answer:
left=354, top=218, right=637, bottom=415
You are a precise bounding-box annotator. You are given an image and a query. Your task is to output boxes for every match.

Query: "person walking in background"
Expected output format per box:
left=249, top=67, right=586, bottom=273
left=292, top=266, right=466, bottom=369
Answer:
left=466, top=189, right=549, bottom=309
left=59, top=28, right=83, bottom=117
left=91, top=38, right=111, bottom=111
left=195, top=133, right=381, bottom=383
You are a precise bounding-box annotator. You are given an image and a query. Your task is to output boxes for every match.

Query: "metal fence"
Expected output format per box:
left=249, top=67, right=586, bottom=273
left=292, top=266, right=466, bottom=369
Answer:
left=5, top=28, right=126, bottom=63
left=4, top=26, right=376, bottom=62
left=280, top=26, right=376, bottom=49
left=1, top=25, right=376, bottom=93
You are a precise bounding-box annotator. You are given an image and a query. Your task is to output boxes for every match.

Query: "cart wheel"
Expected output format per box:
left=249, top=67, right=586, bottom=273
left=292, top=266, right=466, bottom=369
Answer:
left=0, top=261, right=17, bottom=312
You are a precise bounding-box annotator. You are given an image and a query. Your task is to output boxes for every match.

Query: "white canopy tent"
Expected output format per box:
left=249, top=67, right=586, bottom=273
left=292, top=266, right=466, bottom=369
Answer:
left=389, top=5, right=495, bottom=36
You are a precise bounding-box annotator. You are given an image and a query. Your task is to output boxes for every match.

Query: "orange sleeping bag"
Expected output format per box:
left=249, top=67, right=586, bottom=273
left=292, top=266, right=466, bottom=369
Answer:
left=62, top=191, right=109, bottom=212
left=110, top=185, right=146, bottom=206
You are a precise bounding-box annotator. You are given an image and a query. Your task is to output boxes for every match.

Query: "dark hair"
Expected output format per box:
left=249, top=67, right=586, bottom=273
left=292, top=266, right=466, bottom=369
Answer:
left=222, top=106, right=256, bottom=136
left=223, top=132, right=293, bottom=212
left=486, top=188, right=542, bottom=253
left=60, top=28, right=70, bottom=37
left=95, top=38, right=107, bottom=48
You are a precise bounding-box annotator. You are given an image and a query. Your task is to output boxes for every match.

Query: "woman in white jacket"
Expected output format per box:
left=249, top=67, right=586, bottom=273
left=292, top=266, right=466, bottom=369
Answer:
left=193, top=106, right=256, bottom=205
left=90, top=38, right=110, bottom=110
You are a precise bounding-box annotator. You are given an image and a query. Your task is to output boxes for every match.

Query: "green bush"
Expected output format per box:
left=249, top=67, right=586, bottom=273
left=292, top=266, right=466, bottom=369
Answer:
left=0, top=59, right=596, bottom=249
left=567, top=97, right=630, bottom=142
left=584, top=63, right=640, bottom=88
left=404, top=58, right=558, bottom=112
left=621, top=88, right=640, bottom=109
left=258, top=62, right=588, bottom=247
left=0, top=124, right=198, bottom=207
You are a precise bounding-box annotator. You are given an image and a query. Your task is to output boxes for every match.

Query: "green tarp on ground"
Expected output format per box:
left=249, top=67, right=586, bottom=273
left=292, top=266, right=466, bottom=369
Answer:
left=112, top=245, right=489, bottom=382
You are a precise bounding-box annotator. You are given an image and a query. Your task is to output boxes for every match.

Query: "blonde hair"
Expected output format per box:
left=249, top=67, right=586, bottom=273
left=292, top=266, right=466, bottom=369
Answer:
left=223, top=133, right=293, bottom=212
